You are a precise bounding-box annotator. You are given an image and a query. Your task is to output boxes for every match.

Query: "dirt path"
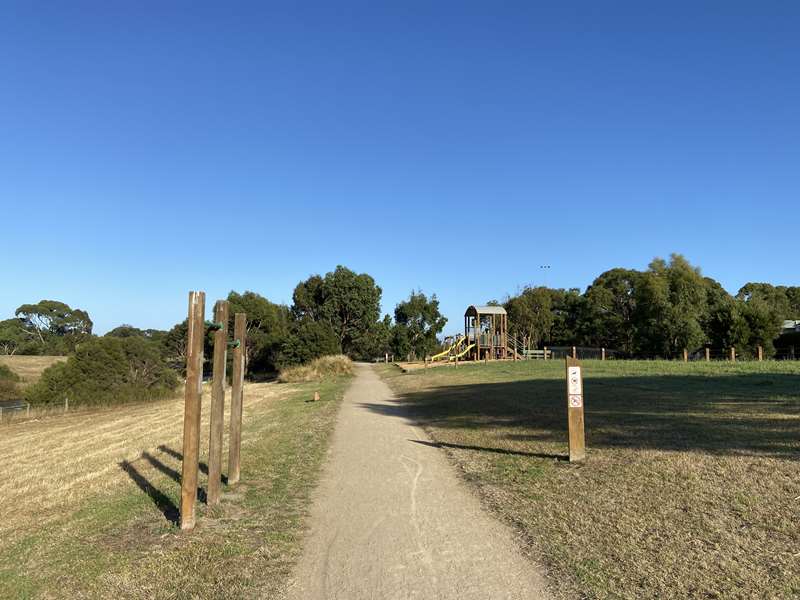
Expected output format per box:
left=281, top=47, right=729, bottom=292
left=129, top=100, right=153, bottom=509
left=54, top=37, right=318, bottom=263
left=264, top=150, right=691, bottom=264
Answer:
left=285, top=363, right=551, bottom=600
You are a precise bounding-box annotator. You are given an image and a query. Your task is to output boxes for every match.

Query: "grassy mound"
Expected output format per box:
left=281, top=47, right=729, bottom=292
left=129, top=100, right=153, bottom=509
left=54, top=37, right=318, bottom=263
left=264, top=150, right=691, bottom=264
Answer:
left=278, top=355, right=353, bottom=383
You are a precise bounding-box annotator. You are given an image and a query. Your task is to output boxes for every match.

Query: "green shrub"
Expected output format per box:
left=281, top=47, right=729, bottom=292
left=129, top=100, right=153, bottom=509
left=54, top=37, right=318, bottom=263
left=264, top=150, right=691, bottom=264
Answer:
left=26, top=337, right=178, bottom=407
left=0, top=364, right=20, bottom=401
left=279, top=320, right=341, bottom=367
left=278, top=355, right=353, bottom=383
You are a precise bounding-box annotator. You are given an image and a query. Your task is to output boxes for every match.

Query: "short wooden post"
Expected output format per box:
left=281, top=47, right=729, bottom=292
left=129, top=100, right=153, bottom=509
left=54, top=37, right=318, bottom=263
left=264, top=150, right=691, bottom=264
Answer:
left=227, top=312, right=247, bottom=487
left=730, top=347, right=736, bottom=362
left=571, top=346, right=577, bottom=359
left=544, top=346, right=548, bottom=361
left=565, top=357, right=586, bottom=462
left=705, top=347, right=710, bottom=362
left=683, top=348, right=688, bottom=363
left=207, top=300, right=229, bottom=506
left=64, top=397, right=69, bottom=413
left=757, top=345, right=763, bottom=361
left=385, top=352, right=388, bottom=363
left=180, top=291, right=206, bottom=530
left=601, top=347, right=606, bottom=361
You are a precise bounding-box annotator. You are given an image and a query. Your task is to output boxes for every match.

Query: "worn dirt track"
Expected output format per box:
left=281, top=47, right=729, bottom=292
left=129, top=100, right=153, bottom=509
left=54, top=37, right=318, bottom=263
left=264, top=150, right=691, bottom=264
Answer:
left=285, top=363, right=550, bottom=600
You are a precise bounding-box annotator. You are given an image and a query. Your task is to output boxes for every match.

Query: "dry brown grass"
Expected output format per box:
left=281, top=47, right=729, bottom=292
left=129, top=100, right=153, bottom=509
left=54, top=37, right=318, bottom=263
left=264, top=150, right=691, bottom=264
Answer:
left=0, top=382, right=286, bottom=552
left=278, top=354, right=353, bottom=382
left=0, top=355, right=67, bottom=386
left=378, top=360, right=800, bottom=600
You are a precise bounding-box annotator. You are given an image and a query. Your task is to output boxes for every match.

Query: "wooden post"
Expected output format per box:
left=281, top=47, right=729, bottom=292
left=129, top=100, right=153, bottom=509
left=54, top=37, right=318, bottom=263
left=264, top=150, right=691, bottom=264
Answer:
left=757, top=345, right=763, bottom=361
left=571, top=346, right=577, bottom=359
left=384, top=352, right=388, bottom=363
left=730, top=347, right=736, bottom=362
left=207, top=300, right=229, bottom=506
left=565, top=357, right=586, bottom=462
left=180, top=291, right=206, bottom=530
left=64, top=397, right=68, bottom=413
left=544, top=346, right=548, bottom=361
left=227, top=313, right=247, bottom=486
left=601, top=347, right=606, bottom=361
left=683, top=348, right=688, bottom=363
left=705, top=347, right=710, bottom=362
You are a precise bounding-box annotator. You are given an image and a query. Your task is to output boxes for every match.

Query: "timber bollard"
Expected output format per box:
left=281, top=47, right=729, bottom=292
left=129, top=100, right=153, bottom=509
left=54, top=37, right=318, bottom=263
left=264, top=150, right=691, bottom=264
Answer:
left=683, top=348, right=688, bottom=363
left=705, top=347, right=710, bottom=362
left=757, top=345, right=763, bottom=361
left=730, top=347, right=736, bottom=362
left=180, top=291, right=206, bottom=531
left=207, top=300, right=230, bottom=507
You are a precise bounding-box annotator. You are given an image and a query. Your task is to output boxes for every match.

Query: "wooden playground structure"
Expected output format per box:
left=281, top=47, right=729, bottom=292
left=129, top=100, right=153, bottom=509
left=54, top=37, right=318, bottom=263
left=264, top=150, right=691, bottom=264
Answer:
left=431, top=305, right=539, bottom=363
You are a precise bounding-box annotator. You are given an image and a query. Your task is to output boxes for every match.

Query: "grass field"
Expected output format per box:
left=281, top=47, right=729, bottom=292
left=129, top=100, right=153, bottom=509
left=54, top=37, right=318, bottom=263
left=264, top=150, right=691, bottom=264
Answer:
left=0, top=376, right=350, bottom=599
left=378, top=359, right=800, bottom=600
left=0, top=355, right=67, bottom=386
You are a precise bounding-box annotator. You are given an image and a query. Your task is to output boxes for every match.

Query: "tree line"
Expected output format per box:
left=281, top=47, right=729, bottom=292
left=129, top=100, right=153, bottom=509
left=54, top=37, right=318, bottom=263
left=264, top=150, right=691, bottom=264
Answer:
left=505, top=254, right=800, bottom=358
left=1, top=265, right=447, bottom=406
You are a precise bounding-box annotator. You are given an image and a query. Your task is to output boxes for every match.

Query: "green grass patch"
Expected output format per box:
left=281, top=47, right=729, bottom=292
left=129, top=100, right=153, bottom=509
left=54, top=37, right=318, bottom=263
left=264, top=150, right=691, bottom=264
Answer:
left=378, top=360, right=800, bottom=600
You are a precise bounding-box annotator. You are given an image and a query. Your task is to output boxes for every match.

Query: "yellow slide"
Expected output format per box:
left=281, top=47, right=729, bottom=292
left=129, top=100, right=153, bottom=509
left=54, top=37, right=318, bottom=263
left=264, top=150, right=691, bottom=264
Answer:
left=431, top=336, right=465, bottom=361
left=449, top=343, right=475, bottom=361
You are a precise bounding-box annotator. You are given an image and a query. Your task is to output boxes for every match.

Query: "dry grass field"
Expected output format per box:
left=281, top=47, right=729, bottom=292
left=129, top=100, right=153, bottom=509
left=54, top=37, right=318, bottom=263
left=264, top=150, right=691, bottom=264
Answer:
left=0, top=375, right=350, bottom=598
left=378, top=360, right=800, bottom=600
left=0, top=355, right=67, bottom=386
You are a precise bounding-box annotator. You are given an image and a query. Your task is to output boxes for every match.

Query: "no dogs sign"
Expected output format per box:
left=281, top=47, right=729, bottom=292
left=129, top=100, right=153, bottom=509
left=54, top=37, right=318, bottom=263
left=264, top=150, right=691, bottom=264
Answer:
left=564, top=357, right=586, bottom=462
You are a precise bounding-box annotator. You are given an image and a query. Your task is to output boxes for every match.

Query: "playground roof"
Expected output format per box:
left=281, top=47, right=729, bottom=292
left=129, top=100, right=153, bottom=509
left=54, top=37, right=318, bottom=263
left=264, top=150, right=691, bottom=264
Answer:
left=465, top=305, right=507, bottom=316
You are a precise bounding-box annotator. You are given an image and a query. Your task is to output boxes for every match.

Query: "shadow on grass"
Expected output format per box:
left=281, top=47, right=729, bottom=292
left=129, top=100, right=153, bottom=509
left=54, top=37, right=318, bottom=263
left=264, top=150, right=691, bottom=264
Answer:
left=158, top=444, right=227, bottom=486
left=370, top=372, right=800, bottom=459
left=409, top=439, right=567, bottom=460
left=119, top=460, right=179, bottom=525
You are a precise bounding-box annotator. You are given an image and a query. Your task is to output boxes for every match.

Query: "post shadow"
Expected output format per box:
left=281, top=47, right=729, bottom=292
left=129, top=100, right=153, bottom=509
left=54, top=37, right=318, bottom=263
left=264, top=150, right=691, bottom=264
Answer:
left=157, top=444, right=227, bottom=486
left=119, top=459, right=179, bottom=525
left=409, top=438, right=567, bottom=461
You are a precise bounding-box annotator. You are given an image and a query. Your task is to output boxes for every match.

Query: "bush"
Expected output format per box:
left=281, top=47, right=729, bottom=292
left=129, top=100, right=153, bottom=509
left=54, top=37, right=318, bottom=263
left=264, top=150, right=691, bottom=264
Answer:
left=26, top=337, right=178, bottom=407
left=279, top=320, right=341, bottom=367
left=278, top=355, right=353, bottom=383
left=0, top=364, right=20, bottom=401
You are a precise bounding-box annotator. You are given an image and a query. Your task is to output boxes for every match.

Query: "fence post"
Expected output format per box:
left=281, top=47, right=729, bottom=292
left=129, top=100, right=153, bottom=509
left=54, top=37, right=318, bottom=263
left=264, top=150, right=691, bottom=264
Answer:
left=571, top=346, right=577, bottom=359
left=228, top=313, right=247, bottom=487
left=683, top=348, right=688, bottom=363
left=565, top=356, right=586, bottom=462
left=757, top=345, right=763, bottom=362
left=180, top=291, right=206, bottom=530
left=705, top=347, right=710, bottom=362
left=730, top=347, right=736, bottom=362
left=544, top=346, right=548, bottom=361
left=601, top=347, right=606, bottom=361
left=207, top=300, right=230, bottom=507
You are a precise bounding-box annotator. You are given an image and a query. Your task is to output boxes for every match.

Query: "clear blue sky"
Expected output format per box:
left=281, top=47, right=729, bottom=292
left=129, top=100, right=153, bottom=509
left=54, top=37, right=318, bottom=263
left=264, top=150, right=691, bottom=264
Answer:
left=2, top=2, right=798, bottom=336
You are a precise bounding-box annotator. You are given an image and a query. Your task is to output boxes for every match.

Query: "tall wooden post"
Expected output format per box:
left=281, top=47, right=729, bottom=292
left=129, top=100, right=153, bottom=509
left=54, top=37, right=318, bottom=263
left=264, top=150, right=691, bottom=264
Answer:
left=565, top=357, right=586, bottom=462
left=683, top=348, right=688, bottom=363
left=705, top=347, right=710, bottom=362
left=180, top=291, right=205, bottom=530
left=730, top=347, right=736, bottom=362
left=757, top=345, right=763, bottom=361
left=228, top=313, right=247, bottom=486
left=207, top=300, right=229, bottom=506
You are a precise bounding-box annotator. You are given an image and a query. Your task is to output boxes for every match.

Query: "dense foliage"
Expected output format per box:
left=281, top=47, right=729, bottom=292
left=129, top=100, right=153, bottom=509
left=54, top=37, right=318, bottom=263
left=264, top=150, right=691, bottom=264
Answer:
left=0, top=364, right=20, bottom=401
left=26, top=337, right=178, bottom=407
left=0, top=300, right=92, bottom=355
left=391, top=292, right=448, bottom=360
left=505, top=254, right=799, bottom=358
